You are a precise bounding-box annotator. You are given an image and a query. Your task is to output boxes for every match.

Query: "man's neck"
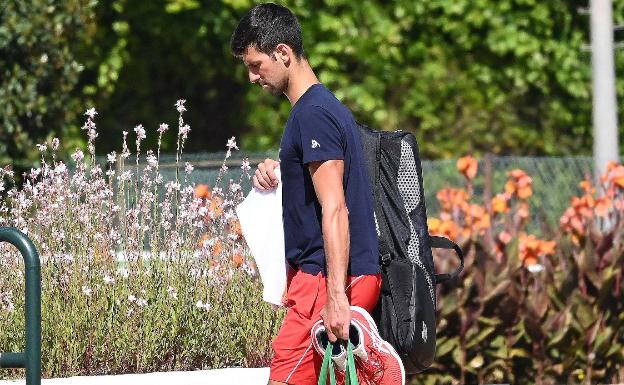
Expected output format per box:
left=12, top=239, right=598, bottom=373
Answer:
left=284, top=60, right=320, bottom=106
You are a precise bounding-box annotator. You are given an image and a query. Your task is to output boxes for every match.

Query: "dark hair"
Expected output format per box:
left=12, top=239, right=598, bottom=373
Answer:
left=230, top=3, right=305, bottom=59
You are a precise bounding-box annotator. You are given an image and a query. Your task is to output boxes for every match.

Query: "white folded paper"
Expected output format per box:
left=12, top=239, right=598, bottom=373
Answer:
left=235, top=169, right=286, bottom=306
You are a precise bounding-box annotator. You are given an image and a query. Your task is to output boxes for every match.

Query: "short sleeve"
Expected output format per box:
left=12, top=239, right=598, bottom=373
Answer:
left=294, top=106, right=345, bottom=165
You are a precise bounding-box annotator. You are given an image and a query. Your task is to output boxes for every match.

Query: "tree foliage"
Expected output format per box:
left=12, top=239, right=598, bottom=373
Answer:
left=1, top=0, right=623, bottom=168
left=0, top=1, right=97, bottom=168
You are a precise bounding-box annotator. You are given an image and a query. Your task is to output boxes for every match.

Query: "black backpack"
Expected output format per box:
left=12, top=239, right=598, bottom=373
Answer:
left=357, top=123, right=464, bottom=374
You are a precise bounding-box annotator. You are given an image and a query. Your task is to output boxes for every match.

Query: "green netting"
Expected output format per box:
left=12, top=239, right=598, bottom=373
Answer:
left=101, top=153, right=620, bottom=235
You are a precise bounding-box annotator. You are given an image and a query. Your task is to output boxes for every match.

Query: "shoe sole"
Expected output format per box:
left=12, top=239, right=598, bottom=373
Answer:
left=350, top=306, right=406, bottom=385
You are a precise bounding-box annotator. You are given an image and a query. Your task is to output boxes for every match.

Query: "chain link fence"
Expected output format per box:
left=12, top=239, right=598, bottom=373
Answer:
left=153, top=152, right=619, bottom=234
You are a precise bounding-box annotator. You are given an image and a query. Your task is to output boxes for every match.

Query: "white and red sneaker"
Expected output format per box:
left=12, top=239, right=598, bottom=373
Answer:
left=311, top=308, right=405, bottom=385
left=350, top=306, right=406, bottom=385
left=311, top=319, right=348, bottom=371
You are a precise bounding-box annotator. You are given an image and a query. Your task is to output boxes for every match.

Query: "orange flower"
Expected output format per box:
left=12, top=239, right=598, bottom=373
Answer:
left=437, top=187, right=469, bottom=212
left=517, top=182, right=533, bottom=199
left=427, top=218, right=441, bottom=233
left=209, top=196, right=224, bottom=218
left=608, top=163, right=624, bottom=188
left=456, top=155, right=478, bottom=180
left=579, top=180, right=594, bottom=194
left=467, top=204, right=490, bottom=235
left=517, top=202, right=530, bottom=219
left=594, top=197, right=612, bottom=217
left=571, top=196, right=593, bottom=218
left=194, top=184, right=211, bottom=199
left=491, top=194, right=509, bottom=214
left=197, top=234, right=210, bottom=249
left=498, top=231, right=512, bottom=244
left=232, top=254, right=244, bottom=268
left=428, top=217, right=460, bottom=241
left=518, top=233, right=556, bottom=267
left=230, top=219, right=243, bottom=237
left=505, top=169, right=533, bottom=199
left=211, top=240, right=223, bottom=257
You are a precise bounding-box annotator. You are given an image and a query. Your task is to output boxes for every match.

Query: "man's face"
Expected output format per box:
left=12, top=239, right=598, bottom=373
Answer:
left=242, top=46, right=288, bottom=96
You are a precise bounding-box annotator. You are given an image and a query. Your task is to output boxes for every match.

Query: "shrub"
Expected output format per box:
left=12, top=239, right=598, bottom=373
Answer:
left=0, top=102, right=282, bottom=378
left=421, top=156, right=624, bottom=385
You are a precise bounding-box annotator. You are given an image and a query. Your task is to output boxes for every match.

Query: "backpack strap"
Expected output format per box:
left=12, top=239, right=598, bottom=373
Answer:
left=429, top=235, right=464, bottom=284
left=370, top=130, right=393, bottom=266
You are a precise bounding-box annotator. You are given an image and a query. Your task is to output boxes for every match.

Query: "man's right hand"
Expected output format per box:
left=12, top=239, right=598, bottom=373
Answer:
left=253, top=158, right=280, bottom=191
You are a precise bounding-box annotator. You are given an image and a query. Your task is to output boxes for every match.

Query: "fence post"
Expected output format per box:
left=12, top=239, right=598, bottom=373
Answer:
left=0, top=227, right=41, bottom=385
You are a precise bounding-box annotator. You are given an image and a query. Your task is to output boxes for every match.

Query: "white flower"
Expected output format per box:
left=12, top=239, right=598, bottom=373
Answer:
left=54, top=162, right=67, bottom=174
left=241, top=159, right=251, bottom=172
left=82, top=119, right=96, bottom=130
left=167, top=286, right=178, bottom=300
left=118, top=170, right=133, bottom=182
left=195, top=300, right=211, bottom=311
left=84, top=108, right=98, bottom=119
left=185, top=162, right=194, bottom=174
left=179, top=124, right=191, bottom=138
left=527, top=263, right=545, bottom=274
left=146, top=154, right=158, bottom=168
left=107, top=152, right=117, bottom=163
left=158, top=123, right=169, bottom=133
left=103, top=275, right=115, bottom=285
left=134, top=124, right=146, bottom=140
left=166, top=181, right=181, bottom=192
left=175, top=99, right=187, bottom=113
left=226, top=136, right=239, bottom=150
left=52, top=138, right=60, bottom=151
left=40, top=53, right=48, bottom=63
left=82, top=286, right=92, bottom=296
left=36, top=143, right=47, bottom=152
left=71, top=149, right=84, bottom=162
left=221, top=164, right=228, bottom=172
left=136, top=298, right=148, bottom=307
left=230, top=183, right=241, bottom=193
left=128, top=294, right=136, bottom=302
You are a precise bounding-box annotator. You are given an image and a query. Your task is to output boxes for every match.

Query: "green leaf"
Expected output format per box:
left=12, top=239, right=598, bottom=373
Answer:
left=466, top=326, right=496, bottom=349
left=436, top=336, right=459, bottom=357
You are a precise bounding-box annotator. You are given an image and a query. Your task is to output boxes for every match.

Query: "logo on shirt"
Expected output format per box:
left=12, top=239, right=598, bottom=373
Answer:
left=311, top=140, right=320, bottom=149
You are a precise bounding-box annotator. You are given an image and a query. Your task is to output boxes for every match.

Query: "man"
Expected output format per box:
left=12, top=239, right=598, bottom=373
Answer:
left=230, top=4, right=404, bottom=385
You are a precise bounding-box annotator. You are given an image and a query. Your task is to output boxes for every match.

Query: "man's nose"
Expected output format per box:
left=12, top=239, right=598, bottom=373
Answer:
left=249, top=71, right=260, bottom=83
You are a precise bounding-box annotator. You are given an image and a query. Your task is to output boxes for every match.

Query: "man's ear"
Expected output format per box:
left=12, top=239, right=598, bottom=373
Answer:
left=274, top=43, right=292, bottom=66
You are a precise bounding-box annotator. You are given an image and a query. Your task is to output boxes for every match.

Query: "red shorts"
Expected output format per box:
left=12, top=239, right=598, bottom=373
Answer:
left=269, top=269, right=382, bottom=385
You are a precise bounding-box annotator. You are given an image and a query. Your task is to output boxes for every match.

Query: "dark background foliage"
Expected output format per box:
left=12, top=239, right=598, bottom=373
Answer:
left=1, top=0, right=623, bottom=165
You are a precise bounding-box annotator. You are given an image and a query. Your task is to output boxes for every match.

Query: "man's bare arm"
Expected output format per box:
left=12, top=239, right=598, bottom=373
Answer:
left=309, top=159, right=350, bottom=342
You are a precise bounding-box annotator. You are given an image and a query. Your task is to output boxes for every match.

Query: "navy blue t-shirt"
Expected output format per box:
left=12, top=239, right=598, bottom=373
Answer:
left=279, top=83, right=380, bottom=276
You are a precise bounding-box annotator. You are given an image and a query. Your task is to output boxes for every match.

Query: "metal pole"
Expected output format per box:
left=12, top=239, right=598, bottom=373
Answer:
left=0, top=227, right=41, bottom=385
left=590, top=0, right=620, bottom=180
